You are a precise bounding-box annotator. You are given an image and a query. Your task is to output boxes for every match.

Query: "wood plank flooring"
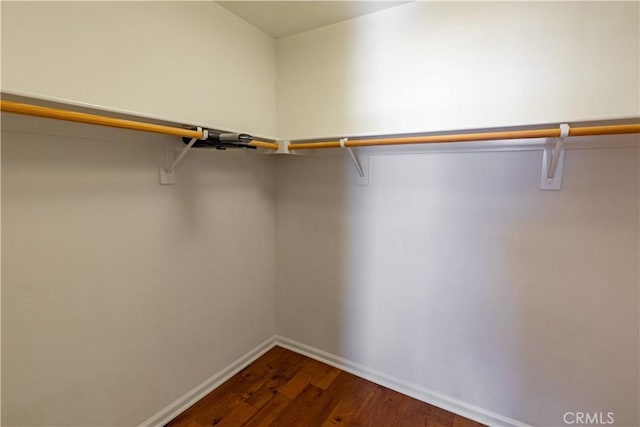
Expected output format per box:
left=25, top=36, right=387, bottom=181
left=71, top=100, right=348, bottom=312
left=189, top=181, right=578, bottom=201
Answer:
left=166, top=346, right=484, bottom=427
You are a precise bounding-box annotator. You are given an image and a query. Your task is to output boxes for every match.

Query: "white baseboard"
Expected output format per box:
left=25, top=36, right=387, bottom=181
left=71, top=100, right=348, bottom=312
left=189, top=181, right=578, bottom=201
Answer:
left=274, top=335, right=531, bottom=427
left=140, top=334, right=529, bottom=427
left=139, top=336, right=277, bottom=427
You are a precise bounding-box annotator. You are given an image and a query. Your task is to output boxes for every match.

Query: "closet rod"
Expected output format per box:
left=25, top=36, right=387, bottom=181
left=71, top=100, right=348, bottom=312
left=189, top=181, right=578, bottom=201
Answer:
left=288, top=124, right=640, bottom=150
left=0, top=100, right=279, bottom=150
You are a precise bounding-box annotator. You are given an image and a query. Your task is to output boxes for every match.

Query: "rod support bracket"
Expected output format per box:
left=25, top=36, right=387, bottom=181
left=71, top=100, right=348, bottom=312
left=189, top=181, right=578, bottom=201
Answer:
left=160, top=127, right=206, bottom=185
left=340, top=138, right=369, bottom=185
left=540, top=123, right=569, bottom=190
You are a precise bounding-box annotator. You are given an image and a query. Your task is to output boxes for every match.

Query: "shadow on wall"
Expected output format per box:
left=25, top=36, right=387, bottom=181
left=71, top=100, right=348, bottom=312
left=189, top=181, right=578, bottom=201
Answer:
left=275, top=139, right=640, bottom=426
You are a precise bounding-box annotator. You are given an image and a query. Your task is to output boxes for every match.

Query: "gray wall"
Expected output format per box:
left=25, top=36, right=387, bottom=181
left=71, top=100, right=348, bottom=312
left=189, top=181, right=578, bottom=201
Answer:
left=275, top=141, right=639, bottom=426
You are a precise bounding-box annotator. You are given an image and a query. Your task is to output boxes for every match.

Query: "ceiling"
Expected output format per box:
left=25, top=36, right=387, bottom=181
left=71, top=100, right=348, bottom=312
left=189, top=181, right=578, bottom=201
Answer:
left=217, top=1, right=410, bottom=39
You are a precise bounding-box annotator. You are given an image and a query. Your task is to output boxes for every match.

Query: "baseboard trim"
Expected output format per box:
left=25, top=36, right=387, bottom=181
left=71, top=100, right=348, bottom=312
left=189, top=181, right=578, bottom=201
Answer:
left=139, top=336, right=277, bottom=427
left=274, top=335, right=531, bottom=427
left=140, top=334, right=530, bottom=427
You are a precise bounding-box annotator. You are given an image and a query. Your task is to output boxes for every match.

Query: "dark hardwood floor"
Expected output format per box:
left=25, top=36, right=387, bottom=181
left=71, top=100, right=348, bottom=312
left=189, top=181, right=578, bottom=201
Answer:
left=166, top=346, right=484, bottom=427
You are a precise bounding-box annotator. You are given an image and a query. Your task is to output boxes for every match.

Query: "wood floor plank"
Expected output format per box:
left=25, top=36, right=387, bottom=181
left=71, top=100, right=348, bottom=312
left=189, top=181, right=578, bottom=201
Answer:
left=243, top=350, right=308, bottom=408
left=425, top=404, right=456, bottom=427
left=319, top=373, right=378, bottom=426
left=453, top=415, right=486, bottom=427
left=401, top=401, right=430, bottom=427
left=347, top=384, right=410, bottom=426
left=287, top=373, right=356, bottom=426
left=311, top=364, right=341, bottom=390
left=269, top=383, right=325, bottom=426
left=167, top=347, right=295, bottom=426
left=165, top=346, right=486, bottom=427
left=242, top=392, right=292, bottom=427
left=278, top=358, right=327, bottom=399
left=199, top=349, right=306, bottom=426
left=211, top=400, right=259, bottom=427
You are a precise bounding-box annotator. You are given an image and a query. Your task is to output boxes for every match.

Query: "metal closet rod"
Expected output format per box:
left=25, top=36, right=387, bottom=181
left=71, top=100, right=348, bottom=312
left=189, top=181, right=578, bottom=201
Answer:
left=288, top=123, right=640, bottom=150
left=0, top=100, right=279, bottom=150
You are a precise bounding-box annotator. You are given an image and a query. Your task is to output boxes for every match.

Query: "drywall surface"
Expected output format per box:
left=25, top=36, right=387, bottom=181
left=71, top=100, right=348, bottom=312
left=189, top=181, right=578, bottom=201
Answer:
left=275, top=139, right=640, bottom=425
left=277, top=1, right=640, bottom=139
left=1, top=114, right=276, bottom=426
left=1, top=1, right=277, bottom=137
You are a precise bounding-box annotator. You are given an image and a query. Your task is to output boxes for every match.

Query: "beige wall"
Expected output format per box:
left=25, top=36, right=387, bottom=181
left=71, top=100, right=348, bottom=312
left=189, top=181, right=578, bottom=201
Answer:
left=1, top=114, right=276, bottom=426
left=275, top=139, right=640, bottom=426
left=2, top=1, right=639, bottom=426
left=1, top=1, right=277, bottom=137
left=277, top=1, right=640, bottom=139
left=2, top=3, right=279, bottom=425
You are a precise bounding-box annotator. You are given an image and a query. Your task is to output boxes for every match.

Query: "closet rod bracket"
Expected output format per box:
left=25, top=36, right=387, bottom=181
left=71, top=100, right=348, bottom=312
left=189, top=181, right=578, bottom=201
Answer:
left=160, top=127, right=206, bottom=185
left=539, top=123, right=569, bottom=191
left=341, top=138, right=369, bottom=185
